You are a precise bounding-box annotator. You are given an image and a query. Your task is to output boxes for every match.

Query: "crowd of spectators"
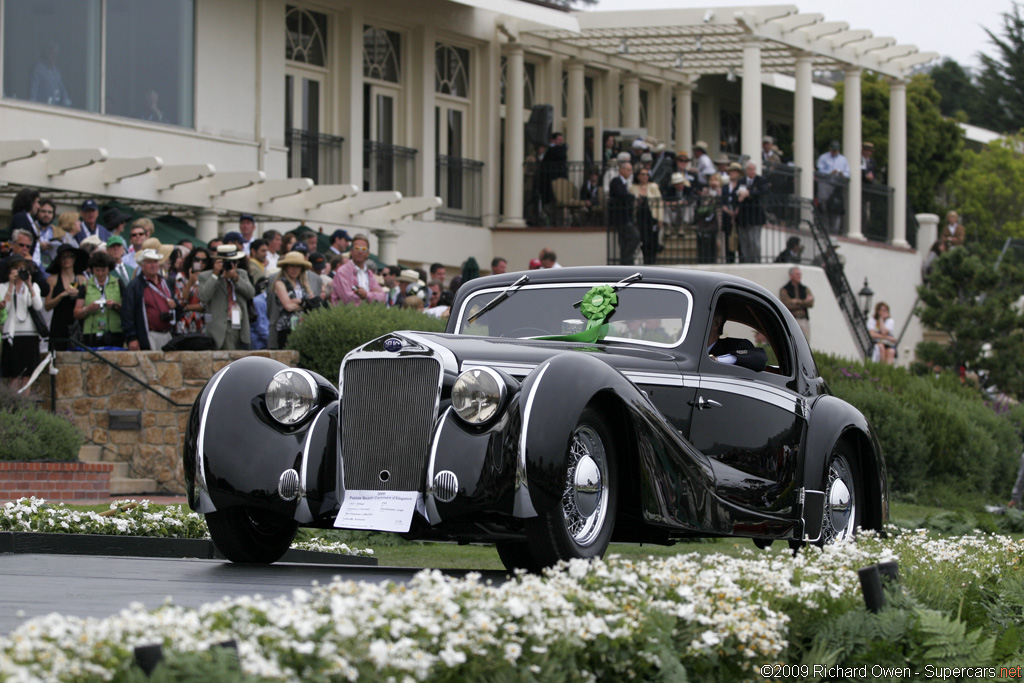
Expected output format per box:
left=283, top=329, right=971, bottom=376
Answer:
left=0, top=189, right=518, bottom=387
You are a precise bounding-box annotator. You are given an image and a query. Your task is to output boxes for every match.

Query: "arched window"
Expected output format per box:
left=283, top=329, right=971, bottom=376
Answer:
left=364, top=26, right=401, bottom=83
left=435, top=44, right=470, bottom=97
left=285, top=6, right=327, bottom=67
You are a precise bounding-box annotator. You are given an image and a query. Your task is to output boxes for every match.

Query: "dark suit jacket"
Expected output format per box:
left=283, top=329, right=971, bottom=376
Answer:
left=737, top=174, right=767, bottom=227
left=609, top=175, right=634, bottom=227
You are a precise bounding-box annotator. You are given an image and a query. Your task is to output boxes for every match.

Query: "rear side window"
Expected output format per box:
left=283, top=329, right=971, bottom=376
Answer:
left=709, top=292, right=794, bottom=376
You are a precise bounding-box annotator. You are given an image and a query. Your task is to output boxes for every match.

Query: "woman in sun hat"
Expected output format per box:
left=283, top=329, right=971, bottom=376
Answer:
left=44, top=243, right=88, bottom=350
left=272, top=250, right=315, bottom=349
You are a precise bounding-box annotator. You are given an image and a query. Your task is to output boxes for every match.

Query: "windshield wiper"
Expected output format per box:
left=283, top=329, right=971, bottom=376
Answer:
left=467, top=274, right=529, bottom=323
left=572, top=272, right=644, bottom=308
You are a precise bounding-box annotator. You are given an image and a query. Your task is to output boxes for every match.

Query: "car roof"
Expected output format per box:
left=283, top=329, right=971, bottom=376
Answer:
left=453, top=265, right=775, bottom=306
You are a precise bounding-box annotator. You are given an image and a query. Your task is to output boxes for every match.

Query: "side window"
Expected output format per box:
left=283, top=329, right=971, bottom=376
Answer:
left=707, top=292, right=793, bottom=376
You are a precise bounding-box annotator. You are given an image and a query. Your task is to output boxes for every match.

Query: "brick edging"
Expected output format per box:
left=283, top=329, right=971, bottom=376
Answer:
left=0, top=461, right=114, bottom=501
left=0, top=462, right=114, bottom=473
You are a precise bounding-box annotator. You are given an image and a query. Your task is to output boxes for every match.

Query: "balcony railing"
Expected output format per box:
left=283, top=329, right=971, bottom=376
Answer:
left=814, top=172, right=893, bottom=243
left=285, top=129, right=344, bottom=185
left=364, top=141, right=417, bottom=195
left=603, top=194, right=823, bottom=267
left=436, top=155, right=484, bottom=225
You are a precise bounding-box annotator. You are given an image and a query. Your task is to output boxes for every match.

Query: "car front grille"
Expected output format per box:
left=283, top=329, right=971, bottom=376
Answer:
left=342, top=356, right=440, bottom=491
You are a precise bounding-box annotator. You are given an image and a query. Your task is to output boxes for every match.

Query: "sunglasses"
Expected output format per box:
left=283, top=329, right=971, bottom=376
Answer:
left=351, top=246, right=369, bottom=252
left=130, top=232, right=146, bottom=237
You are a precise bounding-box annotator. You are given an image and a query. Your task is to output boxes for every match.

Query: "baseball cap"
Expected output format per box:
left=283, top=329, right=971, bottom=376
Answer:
left=239, top=214, right=255, bottom=223
left=106, top=235, right=126, bottom=249
left=308, top=252, right=327, bottom=272
left=330, top=229, right=351, bottom=242
left=222, top=231, right=244, bottom=244
left=80, top=199, right=99, bottom=211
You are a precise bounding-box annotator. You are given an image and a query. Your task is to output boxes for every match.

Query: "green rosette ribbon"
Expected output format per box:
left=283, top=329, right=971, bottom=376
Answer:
left=538, top=285, right=619, bottom=344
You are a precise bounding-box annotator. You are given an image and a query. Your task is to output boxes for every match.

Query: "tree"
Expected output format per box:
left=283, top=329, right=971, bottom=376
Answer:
left=815, top=73, right=964, bottom=215
left=916, top=247, right=1024, bottom=399
left=928, top=58, right=981, bottom=123
left=975, top=2, right=1024, bottom=133
left=944, top=133, right=1024, bottom=245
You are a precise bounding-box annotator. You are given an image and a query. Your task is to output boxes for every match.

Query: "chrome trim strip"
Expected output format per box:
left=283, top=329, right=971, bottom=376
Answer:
left=802, top=488, right=826, bottom=542
left=424, top=406, right=452, bottom=525
left=195, top=365, right=231, bottom=512
left=698, top=376, right=800, bottom=412
left=515, top=362, right=549, bottom=518
left=454, top=282, right=694, bottom=349
left=400, top=331, right=460, bottom=378
left=462, top=360, right=698, bottom=389
left=294, top=407, right=326, bottom=524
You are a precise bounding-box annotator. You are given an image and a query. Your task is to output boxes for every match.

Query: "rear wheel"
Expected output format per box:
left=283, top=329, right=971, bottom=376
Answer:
left=525, top=407, right=617, bottom=570
left=205, top=506, right=298, bottom=564
left=819, top=444, right=861, bottom=545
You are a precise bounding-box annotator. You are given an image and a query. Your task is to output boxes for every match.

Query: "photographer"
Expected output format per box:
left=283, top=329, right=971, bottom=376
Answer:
left=199, top=244, right=253, bottom=350
left=73, top=250, right=124, bottom=348
left=0, top=255, right=45, bottom=390
left=123, top=249, right=178, bottom=351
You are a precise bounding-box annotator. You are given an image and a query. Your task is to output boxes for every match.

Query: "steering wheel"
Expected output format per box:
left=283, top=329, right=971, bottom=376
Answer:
left=501, top=327, right=551, bottom=338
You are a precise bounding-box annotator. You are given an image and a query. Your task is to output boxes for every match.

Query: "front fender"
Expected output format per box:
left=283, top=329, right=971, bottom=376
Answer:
left=184, top=356, right=337, bottom=516
left=517, top=352, right=716, bottom=521
left=801, top=395, right=888, bottom=539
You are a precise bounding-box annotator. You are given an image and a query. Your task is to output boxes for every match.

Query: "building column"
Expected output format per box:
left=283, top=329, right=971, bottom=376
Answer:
left=622, top=73, right=640, bottom=129
left=889, top=79, right=909, bottom=247
left=793, top=52, right=814, bottom=201
left=195, top=209, right=222, bottom=244
left=501, top=44, right=526, bottom=227
left=915, top=213, right=938, bottom=263
left=372, top=228, right=401, bottom=266
left=674, top=80, right=694, bottom=154
left=566, top=59, right=585, bottom=165
left=741, top=37, right=763, bottom=172
left=843, top=67, right=864, bottom=240
left=657, top=83, right=673, bottom=147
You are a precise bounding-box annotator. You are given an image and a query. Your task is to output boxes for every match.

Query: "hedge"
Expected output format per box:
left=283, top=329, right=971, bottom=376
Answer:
left=816, top=354, right=1024, bottom=503
left=286, top=302, right=447, bottom=379
left=0, top=403, right=81, bottom=462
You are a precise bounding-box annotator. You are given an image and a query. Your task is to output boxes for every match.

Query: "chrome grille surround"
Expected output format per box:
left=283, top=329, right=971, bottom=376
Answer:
left=340, top=351, right=442, bottom=492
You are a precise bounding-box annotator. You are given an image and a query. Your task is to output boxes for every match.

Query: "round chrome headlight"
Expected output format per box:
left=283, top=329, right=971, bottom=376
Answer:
left=266, top=369, right=319, bottom=425
left=452, top=367, right=506, bottom=425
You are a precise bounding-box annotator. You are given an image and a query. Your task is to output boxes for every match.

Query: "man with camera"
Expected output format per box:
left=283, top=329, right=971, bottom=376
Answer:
left=123, top=249, right=177, bottom=351
left=199, top=244, right=254, bottom=350
left=4, top=229, right=50, bottom=297
left=0, top=253, right=46, bottom=389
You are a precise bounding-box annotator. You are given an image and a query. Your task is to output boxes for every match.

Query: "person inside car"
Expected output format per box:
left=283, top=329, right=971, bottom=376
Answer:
left=707, top=311, right=767, bottom=371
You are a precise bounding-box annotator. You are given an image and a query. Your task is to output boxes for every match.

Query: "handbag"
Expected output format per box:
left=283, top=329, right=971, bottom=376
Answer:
left=728, top=230, right=739, bottom=253
left=27, top=306, right=49, bottom=339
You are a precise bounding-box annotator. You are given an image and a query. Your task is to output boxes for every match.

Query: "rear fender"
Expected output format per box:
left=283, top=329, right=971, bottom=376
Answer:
left=185, top=356, right=337, bottom=517
left=800, top=395, right=888, bottom=540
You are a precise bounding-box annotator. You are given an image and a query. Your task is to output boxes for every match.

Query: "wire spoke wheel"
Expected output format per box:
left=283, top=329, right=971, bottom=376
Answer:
left=561, top=425, right=609, bottom=547
left=821, top=452, right=857, bottom=544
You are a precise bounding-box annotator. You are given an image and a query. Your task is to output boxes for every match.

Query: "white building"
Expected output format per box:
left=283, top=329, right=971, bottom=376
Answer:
left=0, top=0, right=937, bottom=359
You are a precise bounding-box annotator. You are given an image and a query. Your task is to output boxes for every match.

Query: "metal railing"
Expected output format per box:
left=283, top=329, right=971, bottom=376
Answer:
left=862, top=182, right=894, bottom=243
left=285, top=129, right=345, bottom=185
left=364, top=141, right=417, bottom=195
left=804, top=205, right=875, bottom=358
left=603, top=194, right=822, bottom=267
left=814, top=172, right=893, bottom=244
left=524, top=160, right=609, bottom=228
left=435, top=155, right=484, bottom=225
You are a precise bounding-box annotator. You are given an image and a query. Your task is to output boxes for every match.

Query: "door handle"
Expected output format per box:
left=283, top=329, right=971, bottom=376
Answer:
left=696, top=396, right=722, bottom=410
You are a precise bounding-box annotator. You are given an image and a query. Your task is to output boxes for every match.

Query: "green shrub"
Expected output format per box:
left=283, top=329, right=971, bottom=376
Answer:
left=0, top=406, right=81, bottom=461
left=286, top=303, right=446, bottom=379
left=815, top=353, right=1022, bottom=501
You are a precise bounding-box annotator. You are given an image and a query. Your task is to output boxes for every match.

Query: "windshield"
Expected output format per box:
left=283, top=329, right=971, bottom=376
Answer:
left=455, top=283, right=692, bottom=347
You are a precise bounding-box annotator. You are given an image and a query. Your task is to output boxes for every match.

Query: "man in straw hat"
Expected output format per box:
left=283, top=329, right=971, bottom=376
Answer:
left=123, top=249, right=178, bottom=351
left=199, top=244, right=254, bottom=350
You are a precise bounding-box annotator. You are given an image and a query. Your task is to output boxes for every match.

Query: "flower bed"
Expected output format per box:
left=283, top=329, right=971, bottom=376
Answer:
left=0, top=497, right=373, bottom=557
left=1, top=526, right=1021, bottom=681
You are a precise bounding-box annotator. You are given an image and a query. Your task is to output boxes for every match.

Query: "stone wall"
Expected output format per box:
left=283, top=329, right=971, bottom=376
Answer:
left=40, top=350, right=299, bottom=494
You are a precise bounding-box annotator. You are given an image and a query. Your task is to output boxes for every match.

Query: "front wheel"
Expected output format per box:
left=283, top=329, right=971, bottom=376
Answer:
left=819, top=444, right=861, bottom=545
left=205, top=506, right=298, bottom=564
left=525, top=406, right=618, bottom=570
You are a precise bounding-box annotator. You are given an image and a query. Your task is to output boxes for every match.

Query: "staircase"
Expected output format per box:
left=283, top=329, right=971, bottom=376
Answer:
left=77, top=445, right=157, bottom=496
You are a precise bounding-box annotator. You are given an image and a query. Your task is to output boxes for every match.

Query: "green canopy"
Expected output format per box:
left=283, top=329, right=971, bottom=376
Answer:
left=101, top=201, right=202, bottom=247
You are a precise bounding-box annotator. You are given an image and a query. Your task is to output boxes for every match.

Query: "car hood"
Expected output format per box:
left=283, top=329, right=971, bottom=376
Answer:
left=398, top=330, right=686, bottom=378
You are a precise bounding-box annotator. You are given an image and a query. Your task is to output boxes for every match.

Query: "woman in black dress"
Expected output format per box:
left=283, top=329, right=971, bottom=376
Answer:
left=43, top=244, right=87, bottom=350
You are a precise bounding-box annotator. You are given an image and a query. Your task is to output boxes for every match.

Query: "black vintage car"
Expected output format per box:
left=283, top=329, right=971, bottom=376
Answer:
left=183, top=266, right=887, bottom=571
